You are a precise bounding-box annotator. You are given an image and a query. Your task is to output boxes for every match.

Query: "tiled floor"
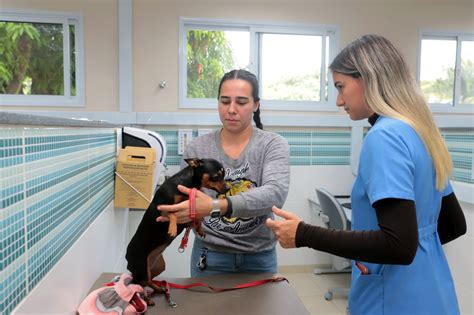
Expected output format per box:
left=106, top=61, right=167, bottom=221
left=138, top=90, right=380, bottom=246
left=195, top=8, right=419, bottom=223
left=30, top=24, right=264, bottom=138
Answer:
left=278, top=267, right=351, bottom=315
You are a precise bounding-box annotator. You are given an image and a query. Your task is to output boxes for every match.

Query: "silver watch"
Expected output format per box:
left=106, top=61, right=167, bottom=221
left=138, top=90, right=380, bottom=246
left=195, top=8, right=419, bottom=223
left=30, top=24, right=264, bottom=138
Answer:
left=210, top=199, right=221, bottom=218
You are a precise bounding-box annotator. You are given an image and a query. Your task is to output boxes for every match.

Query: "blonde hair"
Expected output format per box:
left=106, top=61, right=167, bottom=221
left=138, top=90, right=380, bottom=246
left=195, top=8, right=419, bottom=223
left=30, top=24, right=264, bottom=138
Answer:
left=330, top=34, right=452, bottom=190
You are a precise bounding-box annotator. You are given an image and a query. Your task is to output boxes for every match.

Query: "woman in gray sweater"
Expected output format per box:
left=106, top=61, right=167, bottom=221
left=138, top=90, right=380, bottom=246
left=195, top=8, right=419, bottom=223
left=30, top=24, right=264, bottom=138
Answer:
left=158, top=69, right=290, bottom=277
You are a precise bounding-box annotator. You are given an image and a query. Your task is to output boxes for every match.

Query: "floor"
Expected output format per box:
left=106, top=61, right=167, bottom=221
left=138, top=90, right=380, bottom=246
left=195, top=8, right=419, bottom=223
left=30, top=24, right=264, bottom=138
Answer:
left=278, top=266, right=351, bottom=315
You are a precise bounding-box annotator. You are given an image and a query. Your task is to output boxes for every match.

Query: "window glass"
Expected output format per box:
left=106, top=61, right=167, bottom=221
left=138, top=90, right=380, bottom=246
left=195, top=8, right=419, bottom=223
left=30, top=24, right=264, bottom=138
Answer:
left=460, top=40, right=474, bottom=105
left=325, top=35, right=329, bottom=102
left=420, top=39, right=456, bottom=105
left=0, top=11, right=83, bottom=106
left=260, top=34, right=322, bottom=101
left=0, top=21, right=67, bottom=96
left=180, top=19, right=338, bottom=110
left=70, top=23, right=76, bottom=96
left=186, top=29, right=249, bottom=99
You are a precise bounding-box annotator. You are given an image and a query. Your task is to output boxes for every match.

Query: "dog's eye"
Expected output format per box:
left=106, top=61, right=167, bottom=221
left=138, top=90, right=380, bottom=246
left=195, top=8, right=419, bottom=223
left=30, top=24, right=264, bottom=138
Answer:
left=210, top=174, right=219, bottom=182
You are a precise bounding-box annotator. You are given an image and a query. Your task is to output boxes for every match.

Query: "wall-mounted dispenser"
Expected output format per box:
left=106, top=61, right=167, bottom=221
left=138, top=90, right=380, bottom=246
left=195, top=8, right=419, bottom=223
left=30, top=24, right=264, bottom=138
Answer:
left=120, top=127, right=167, bottom=190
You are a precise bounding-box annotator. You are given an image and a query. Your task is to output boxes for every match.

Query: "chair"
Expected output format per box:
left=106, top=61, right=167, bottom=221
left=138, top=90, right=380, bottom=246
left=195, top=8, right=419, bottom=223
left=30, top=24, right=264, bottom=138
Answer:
left=313, top=188, right=351, bottom=301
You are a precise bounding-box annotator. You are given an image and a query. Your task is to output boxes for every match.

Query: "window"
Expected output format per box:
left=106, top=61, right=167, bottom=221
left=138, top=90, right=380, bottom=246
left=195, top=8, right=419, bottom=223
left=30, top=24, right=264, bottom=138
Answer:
left=0, top=10, right=84, bottom=106
left=418, top=31, right=474, bottom=112
left=179, top=18, right=339, bottom=111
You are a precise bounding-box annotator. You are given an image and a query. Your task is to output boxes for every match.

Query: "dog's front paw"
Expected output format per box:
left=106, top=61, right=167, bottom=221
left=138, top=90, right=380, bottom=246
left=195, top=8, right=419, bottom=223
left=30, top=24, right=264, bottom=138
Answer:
left=168, top=214, right=178, bottom=237
left=167, top=225, right=177, bottom=237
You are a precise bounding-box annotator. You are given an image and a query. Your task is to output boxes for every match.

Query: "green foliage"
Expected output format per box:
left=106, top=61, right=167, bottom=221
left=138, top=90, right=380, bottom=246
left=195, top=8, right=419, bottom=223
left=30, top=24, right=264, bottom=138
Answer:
left=0, top=22, right=40, bottom=93
left=186, top=30, right=234, bottom=99
left=28, top=23, right=65, bottom=95
left=5, top=21, right=40, bottom=42
left=0, top=63, right=12, bottom=83
left=0, top=21, right=70, bottom=95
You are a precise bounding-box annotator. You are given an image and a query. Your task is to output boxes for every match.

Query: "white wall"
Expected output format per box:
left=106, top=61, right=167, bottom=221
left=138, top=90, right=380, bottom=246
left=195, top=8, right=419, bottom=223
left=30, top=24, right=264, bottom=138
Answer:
left=444, top=191, right=474, bottom=315
left=276, top=165, right=354, bottom=267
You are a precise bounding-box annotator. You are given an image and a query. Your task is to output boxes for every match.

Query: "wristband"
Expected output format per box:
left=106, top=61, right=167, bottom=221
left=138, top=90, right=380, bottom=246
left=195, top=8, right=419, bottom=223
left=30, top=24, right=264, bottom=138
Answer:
left=189, top=188, right=197, bottom=220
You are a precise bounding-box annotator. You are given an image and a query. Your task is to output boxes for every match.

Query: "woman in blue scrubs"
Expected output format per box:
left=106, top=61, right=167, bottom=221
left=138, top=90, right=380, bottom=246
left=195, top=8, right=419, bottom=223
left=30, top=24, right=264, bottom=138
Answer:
left=266, top=34, right=466, bottom=315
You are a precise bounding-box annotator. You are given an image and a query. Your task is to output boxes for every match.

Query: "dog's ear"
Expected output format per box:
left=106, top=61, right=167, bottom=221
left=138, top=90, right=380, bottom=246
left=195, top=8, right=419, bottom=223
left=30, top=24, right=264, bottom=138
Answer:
left=184, top=158, right=201, bottom=168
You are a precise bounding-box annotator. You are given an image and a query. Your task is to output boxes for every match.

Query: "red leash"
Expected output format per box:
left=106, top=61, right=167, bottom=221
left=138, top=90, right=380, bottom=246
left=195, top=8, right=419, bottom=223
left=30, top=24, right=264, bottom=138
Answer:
left=150, top=276, right=287, bottom=307
left=153, top=276, right=288, bottom=292
left=178, top=188, right=200, bottom=253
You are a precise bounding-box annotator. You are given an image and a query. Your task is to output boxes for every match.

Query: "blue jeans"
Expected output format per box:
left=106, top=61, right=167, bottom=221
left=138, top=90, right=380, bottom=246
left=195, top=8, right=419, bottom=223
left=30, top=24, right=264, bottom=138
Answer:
left=190, top=239, right=278, bottom=278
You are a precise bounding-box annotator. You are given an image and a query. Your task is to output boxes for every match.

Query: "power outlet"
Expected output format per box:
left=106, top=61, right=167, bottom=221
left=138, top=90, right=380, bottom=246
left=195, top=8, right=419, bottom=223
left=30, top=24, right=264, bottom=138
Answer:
left=178, top=129, right=193, bottom=155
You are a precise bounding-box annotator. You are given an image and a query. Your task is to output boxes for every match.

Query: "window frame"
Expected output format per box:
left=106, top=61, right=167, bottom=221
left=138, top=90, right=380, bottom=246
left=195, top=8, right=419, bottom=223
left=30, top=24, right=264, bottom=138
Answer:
left=417, top=30, right=474, bottom=114
left=0, top=9, right=85, bottom=107
left=179, top=17, right=340, bottom=111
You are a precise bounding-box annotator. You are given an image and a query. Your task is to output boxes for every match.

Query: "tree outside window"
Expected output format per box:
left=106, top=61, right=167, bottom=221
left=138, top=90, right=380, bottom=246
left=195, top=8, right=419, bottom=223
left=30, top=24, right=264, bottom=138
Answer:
left=0, top=21, right=75, bottom=96
left=0, top=10, right=83, bottom=107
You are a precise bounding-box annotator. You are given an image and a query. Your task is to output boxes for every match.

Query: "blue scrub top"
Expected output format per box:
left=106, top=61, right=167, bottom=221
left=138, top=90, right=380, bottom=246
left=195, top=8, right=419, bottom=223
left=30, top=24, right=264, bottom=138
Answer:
left=349, top=116, right=460, bottom=315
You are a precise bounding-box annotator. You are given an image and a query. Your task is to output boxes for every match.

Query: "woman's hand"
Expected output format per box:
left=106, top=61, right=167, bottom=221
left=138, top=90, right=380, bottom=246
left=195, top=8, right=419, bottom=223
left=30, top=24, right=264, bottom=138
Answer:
left=156, top=185, right=213, bottom=223
left=266, top=206, right=302, bottom=248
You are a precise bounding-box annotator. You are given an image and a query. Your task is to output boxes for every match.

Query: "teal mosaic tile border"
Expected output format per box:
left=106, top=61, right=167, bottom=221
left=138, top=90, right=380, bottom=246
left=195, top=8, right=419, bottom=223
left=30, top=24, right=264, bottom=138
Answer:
left=279, top=130, right=351, bottom=165
left=152, top=126, right=473, bottom=184
left=442, top=128, right=474, bottom=184
left=152, top=130, right=184, bottom=166
left=0, top=128, right=116, bottom=314
left=150, top=128, right=352, bottom=167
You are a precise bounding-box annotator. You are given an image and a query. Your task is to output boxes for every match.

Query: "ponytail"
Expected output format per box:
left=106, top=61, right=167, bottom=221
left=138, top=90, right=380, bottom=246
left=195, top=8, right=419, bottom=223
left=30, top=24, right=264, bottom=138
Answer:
left=253, top=107, right=263, bottom=130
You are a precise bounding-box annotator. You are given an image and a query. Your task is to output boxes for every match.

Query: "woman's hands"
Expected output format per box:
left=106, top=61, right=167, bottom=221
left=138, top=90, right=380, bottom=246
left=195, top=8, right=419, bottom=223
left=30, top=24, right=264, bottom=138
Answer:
left=266, top=206, right=302, bottom=248
left=157, top=185, right=213, bottom=224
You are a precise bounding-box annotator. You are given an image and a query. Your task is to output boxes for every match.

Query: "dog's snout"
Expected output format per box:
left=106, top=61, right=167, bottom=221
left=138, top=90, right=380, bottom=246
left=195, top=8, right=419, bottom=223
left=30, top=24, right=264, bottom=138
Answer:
left=209, top=180, right=230, bottom=195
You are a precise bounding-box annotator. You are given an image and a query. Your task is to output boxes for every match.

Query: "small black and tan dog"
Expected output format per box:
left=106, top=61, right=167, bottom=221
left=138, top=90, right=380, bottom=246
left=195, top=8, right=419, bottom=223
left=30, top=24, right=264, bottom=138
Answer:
left=125, top=158, right=228, bottom=305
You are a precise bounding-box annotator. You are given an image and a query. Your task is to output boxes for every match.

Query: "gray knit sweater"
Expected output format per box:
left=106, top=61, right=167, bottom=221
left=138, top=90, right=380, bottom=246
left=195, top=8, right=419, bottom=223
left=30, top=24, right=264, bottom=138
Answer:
left=181, top=127, right=290, bottom=253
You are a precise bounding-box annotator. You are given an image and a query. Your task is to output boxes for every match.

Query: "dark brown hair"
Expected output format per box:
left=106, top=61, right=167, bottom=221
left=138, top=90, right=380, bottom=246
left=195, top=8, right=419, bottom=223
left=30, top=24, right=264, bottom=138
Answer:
left=217, top=69, right=263, bottom=129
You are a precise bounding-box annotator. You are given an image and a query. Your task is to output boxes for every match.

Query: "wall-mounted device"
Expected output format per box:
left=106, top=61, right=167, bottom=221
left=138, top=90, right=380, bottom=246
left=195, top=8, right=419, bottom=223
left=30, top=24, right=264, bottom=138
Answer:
left=120, top=126, right=167, bottom=190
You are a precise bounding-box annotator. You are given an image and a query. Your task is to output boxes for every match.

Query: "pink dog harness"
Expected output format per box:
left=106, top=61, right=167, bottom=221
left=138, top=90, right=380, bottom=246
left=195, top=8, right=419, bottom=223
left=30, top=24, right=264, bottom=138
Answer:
left=77, top=273, right=147, bottom=315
